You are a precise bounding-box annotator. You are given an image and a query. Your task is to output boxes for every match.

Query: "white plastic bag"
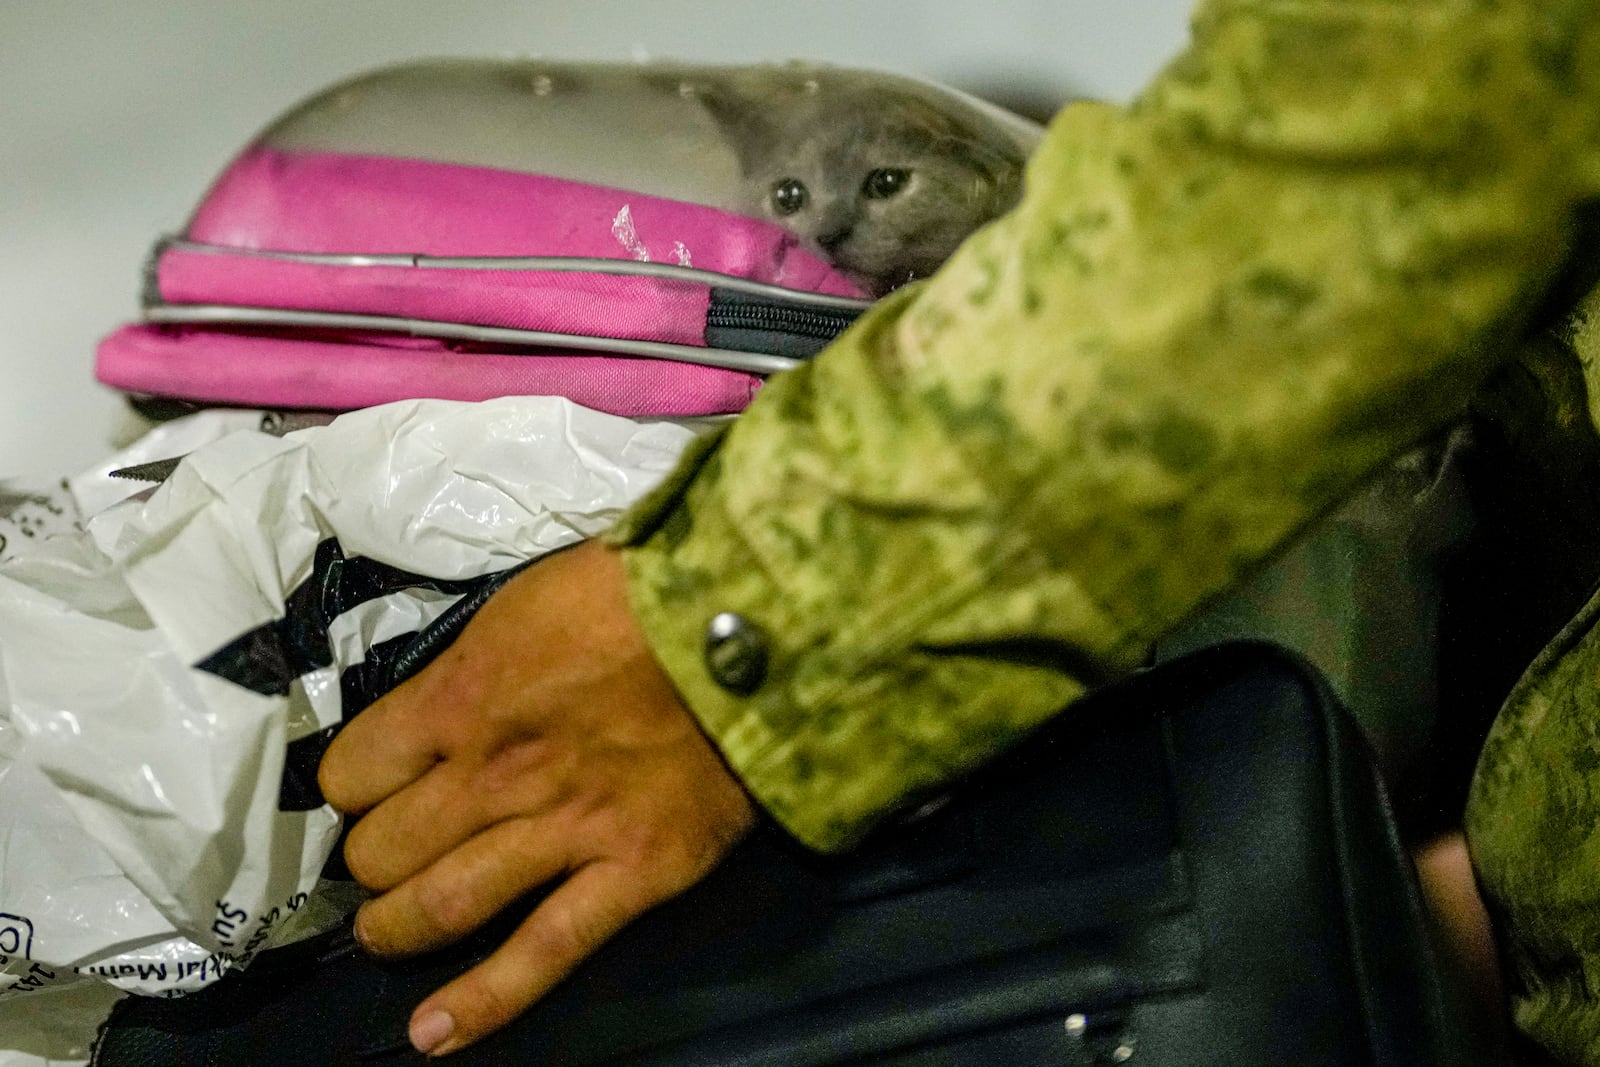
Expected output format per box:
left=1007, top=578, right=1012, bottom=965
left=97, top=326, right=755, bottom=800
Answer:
left=0, top=396, right=698, bottom=1011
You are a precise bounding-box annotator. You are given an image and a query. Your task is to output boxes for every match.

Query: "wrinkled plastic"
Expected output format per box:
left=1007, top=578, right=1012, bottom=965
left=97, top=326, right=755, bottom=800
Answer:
left=0, top=397, right=700, bottom=1006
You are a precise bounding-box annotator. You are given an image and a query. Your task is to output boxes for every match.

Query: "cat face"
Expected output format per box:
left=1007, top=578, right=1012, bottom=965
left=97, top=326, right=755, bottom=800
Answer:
left=691, top=77, right=1028, bottom=296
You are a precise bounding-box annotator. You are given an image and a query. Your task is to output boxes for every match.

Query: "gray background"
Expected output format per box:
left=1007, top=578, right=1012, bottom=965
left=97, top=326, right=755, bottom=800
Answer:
left=0, top=0, right=1192, bottom=480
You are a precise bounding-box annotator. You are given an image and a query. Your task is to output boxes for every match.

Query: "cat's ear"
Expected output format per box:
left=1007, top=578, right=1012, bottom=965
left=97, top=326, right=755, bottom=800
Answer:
left=881, top=93, right=971, bottom=143
left=686, top=81, right=798, bottom=176
left=881, top=93, right=1019, bottom=164
left=883, top=91, right=1028, bottom=205
left=639, top=69, right=789, bottom=175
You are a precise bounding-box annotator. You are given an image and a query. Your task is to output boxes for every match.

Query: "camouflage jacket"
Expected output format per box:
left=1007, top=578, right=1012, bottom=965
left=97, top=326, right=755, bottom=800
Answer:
left=614, top=0, right=1600, bottom=859
left=620, top=6, right=1600, bottom=1053
left=1467, top=286, right=1600, bottom=1066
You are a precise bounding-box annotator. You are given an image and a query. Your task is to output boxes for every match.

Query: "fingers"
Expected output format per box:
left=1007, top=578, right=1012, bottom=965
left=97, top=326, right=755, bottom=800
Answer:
left=319, top=542, right=634, bottom=818
left=319, top=662, right=460, bottom=814
left=355, top=816, right=567, bottom=958
left=318, top=555, right=571, bottom=815
left=404, top=861, right=654, bottom=1057
left=341, top=743, right=568, bottom=891
left=307, top=540, right=756, bottom=1056
left=320, top=715, right=436, bottom=817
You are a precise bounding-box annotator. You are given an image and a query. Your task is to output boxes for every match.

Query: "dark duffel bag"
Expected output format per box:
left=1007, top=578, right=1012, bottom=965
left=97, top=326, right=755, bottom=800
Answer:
left=93, top=642, right=1471, bottom=1066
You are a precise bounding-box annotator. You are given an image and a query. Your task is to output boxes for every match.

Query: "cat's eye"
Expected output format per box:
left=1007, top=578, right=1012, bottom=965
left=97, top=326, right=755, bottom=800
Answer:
left=771, top=178, right=809, bottom=216
left=862, top=168, right=911, bottom=200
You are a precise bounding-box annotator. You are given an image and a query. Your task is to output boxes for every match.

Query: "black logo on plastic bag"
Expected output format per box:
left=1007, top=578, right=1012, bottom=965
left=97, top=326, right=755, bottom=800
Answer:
left=193, top=538, right=529, bottom=811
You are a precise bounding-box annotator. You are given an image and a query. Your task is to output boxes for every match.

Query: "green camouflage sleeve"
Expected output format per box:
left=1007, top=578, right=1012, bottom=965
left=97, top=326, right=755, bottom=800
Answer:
left=1467, top=575, right=1600, bottom=1063
left=1465, top=289, right=1600, bottom=1064
left=613, top=0, right=1600, bottom=853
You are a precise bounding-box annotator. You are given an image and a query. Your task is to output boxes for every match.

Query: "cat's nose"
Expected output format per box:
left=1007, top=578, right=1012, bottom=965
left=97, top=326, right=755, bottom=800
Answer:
left=816, top=226, right=853, bottom=252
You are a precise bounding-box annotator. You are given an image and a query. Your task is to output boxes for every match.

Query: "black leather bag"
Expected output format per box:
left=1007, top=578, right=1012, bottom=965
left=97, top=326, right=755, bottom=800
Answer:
left=93, top=642, right=1470, bottom=1066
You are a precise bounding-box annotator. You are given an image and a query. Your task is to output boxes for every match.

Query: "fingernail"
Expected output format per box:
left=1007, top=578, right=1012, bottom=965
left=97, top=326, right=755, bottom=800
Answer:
left=410, top=1009, right=455, bottom=1055
left=352, top=909, right=373, bottom=949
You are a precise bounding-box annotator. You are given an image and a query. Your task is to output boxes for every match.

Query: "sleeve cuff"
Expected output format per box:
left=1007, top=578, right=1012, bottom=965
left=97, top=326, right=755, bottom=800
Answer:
left=612, top=419, right=1097, bottom=854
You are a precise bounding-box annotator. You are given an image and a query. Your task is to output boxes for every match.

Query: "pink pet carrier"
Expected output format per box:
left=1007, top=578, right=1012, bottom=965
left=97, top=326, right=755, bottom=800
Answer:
left=96, top=60, right=1041, bottom=418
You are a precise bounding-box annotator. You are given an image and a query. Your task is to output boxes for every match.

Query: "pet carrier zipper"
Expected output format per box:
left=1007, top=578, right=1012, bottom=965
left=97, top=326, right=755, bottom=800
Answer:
left=704, top=296, right=862, bottom=340
left=704, top=287, right=866, bottom=358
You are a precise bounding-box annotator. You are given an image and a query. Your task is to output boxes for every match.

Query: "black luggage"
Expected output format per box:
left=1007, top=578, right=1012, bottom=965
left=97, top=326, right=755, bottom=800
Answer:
left=94, top=642, right=1469, bottom=1065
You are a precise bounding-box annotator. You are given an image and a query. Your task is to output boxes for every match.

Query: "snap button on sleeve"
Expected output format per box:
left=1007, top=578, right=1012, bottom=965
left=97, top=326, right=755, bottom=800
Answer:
left=704, top=612, right=769, bottom=695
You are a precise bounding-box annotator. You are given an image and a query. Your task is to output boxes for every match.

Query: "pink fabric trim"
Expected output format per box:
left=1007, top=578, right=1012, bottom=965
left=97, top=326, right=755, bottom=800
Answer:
left=95, top=325, right=762, bottom=417
left=183, top=145, right=864, bottom=289
left=158, top=250, right=715, bottom=347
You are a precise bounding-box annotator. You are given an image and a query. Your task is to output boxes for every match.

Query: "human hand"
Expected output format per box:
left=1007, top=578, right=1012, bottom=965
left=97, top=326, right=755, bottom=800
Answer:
left=318, top=540, right=757, bottom=1057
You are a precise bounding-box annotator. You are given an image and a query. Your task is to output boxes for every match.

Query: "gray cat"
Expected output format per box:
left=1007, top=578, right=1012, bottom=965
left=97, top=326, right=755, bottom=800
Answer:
left=680, top=69, right=1036, bottom=296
